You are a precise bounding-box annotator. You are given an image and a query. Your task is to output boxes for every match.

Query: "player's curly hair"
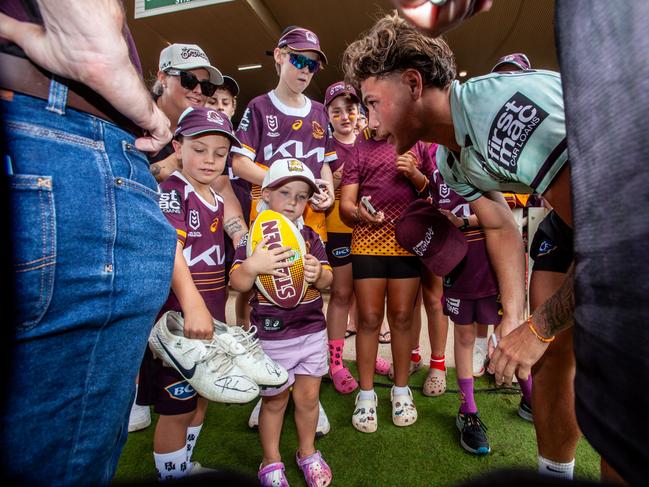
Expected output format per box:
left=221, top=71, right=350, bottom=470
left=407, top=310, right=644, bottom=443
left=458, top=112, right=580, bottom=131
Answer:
left=342, top=11, right=455, bottom=90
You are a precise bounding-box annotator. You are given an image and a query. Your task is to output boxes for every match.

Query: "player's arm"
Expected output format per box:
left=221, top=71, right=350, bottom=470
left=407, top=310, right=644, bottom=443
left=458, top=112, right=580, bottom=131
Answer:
left=394, top=0, right=493, bottom=38
left=339, top=183, right=360, bottom=227
left=150, top=153, right=182, bottom=183
left=170, top=242, right=213, bottom=340
left=231, top=153, right=266, bottom=186
left=469, top=191, right=526, bottom=336
left=0, top=0, right=171, bottom=153
left=396, top=151, right=428, bottom=192
left=211, top=175, right=248, bottom=246
left=229, top=237, right=294, bottom=292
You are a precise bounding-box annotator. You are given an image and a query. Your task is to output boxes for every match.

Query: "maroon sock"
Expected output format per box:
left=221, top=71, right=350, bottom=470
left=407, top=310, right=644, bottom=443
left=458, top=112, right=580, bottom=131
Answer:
left=458, top=377, right=478, bottom=414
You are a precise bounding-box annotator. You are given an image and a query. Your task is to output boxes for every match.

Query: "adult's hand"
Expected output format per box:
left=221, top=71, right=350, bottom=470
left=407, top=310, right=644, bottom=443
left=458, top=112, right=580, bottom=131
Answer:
left=393, top=0, right=493, bottom=37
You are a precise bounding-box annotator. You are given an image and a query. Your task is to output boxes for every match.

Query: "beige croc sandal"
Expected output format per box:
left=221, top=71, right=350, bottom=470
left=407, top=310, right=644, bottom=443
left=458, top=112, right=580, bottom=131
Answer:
left=388, top=359, right=423, bottom=381
left=352, top=392, right=378, bottom=433
left=422, top=367, right=447, bottom=397
left=391, top=386, right=417, bottom=427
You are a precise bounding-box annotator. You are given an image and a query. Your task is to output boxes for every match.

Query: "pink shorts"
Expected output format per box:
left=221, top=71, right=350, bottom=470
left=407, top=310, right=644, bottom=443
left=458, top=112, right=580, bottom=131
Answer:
left=259, top=329, right=328, bottom=396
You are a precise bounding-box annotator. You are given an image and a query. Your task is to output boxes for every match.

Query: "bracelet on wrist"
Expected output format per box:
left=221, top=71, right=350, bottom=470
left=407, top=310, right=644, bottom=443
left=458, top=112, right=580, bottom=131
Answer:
left=415, top=176, right=429, bottom=193
left=527, top=315, right=555, bottom=343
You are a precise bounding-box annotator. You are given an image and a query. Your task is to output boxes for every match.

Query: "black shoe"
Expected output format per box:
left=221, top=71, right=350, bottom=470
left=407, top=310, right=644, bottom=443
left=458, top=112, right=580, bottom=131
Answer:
left=456, top=412, right=490, bottom=455
left=518, top=397, right=533, bottom=422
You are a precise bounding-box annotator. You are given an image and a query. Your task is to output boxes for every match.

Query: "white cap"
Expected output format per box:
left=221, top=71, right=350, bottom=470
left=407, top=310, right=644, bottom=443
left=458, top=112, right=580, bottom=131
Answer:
left=262, top=159, right=319, bottom=194
left=159, top=43, right=223, bottom=85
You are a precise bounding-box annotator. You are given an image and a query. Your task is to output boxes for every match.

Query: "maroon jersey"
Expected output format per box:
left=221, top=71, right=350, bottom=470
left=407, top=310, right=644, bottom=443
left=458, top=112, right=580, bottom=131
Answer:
left=342, top=132, right=433, bottom=256
left=429, top=148, right=498, bottom=299
left=230, top=225, right=331, bottom=341
left=158, top=172, right=227, bottom=321
left=231, top=91, right=337, bottom=200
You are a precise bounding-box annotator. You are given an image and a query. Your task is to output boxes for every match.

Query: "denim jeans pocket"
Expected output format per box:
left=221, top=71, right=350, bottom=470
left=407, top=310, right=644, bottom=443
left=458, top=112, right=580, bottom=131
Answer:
left=10, top=174, right=56, bottom=332
left=121, top=141, right=160, bottom=196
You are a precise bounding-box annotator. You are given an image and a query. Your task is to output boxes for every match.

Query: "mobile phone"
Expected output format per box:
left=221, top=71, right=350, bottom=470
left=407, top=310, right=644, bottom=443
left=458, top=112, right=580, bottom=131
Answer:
left=361, top=195, right=378, bottom=216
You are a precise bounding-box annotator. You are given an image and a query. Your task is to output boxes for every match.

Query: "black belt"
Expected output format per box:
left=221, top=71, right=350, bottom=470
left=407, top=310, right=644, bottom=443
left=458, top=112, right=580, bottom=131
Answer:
left=0, top=51, right=141, bottom=136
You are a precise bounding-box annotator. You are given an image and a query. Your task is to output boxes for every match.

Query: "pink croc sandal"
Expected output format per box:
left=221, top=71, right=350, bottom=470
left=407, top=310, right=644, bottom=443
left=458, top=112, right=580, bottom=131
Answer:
left=375, top=356, right=390, bottom=376
left=258, top=462, right=289, bottom=487
left=330, top=366, right=358, bottom=394
left=296, top=450, right=332, bottom=487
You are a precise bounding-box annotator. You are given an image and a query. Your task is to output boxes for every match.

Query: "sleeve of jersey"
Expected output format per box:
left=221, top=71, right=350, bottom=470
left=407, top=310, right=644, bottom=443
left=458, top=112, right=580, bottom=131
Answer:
left=229, top=232, right=249, bottom=276
left=158, top=185, right=187, bottom=246
left=340, top=144, right=359, bottom=187
left=231, top=103, right=260, bottom=161
left=435, top=146, right=484, bottom=202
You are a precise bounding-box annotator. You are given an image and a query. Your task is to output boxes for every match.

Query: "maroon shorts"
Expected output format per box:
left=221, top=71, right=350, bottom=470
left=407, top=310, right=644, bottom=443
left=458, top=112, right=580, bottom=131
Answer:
left=443, top=294, right=502, bottom=325
left=325, top=232, right=352, bottom=267
left=137, top=347, right=198, bottom=415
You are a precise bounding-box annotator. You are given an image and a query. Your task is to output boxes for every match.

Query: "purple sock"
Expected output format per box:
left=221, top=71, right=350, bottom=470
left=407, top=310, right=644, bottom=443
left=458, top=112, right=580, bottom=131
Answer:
left=519, top=375, right=533, bottom=404
left=457, top=377, right=477, bottom=414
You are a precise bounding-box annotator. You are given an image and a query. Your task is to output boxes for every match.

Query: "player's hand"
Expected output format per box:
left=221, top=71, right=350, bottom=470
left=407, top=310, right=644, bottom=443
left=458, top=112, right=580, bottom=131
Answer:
left=395, top=151, right=420, bottom=179
left=248, top=237, right=296, bottom=277
left=303, top=254, right=322, bottom=284
left=438, top=208, right=463, bottom=227
left=183, top=306, right=214, bottom=340
left=394, top=0, right=493, bottom=37
left=487, top=317, right=548, bottom=385
left=135, top=105, right=173, bottom=154
left=310, top=179, right=334, bottom=211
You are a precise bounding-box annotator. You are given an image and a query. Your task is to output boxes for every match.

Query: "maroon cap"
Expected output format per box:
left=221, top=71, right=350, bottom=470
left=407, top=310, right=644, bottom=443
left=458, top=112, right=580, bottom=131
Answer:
left=278, top=27, right=327, bottom=65
left=491, top=53, right=531, bottom=72
left=175, top=106, right=241, bottom=147
left=395, top=200, right=468, bottom=276
left=324, top=81, right=360, bottom=107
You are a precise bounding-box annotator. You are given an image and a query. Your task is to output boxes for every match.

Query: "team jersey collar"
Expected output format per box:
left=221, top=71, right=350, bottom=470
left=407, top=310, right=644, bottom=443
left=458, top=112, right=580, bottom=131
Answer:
left=268, top=90, right=312, bottom=118
left=172, top=170, right=220, bottom=212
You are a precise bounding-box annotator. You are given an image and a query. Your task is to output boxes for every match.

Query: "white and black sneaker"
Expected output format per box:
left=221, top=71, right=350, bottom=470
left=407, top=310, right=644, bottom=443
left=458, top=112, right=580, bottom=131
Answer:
left=149, top=311, right=259, bottom=404
left=213, top=321, right=288, bottom=387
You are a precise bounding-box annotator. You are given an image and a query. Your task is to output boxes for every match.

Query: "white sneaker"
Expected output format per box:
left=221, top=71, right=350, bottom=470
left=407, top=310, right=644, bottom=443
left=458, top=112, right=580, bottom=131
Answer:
left=128, top=402, right=151, bottom=432
left=149, top=311, right=259, bottom=404
left=188, top=462, right=217, bottom=476
left=248, top=398, right=262, bottom=429
left=213, top=321, right=288, bottom=387
left=472, top=344, right=488, bottom=377
left=316, top=402, right=330, bottom=437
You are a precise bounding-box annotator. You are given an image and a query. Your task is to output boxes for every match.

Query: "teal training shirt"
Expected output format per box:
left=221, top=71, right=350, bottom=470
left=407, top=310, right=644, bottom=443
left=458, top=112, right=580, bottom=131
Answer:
left=436, top=70, right=567, bottom=201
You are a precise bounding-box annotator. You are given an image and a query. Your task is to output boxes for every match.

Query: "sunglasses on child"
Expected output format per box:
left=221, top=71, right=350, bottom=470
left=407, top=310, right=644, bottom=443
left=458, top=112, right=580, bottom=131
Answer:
left=165, top=69, right=217, bottom=97
left=288, top=53, right=321, bottom=74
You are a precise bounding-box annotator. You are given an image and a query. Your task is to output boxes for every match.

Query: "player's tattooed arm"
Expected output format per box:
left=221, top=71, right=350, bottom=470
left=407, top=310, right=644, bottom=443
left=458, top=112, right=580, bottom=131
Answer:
left=213, top=175, right=248, bottom=246
left=150, top=162, right=162, bottom=177
left=533, top=262, right=575, bottom=338
left=224, top=216, right=247, bottom=246
left=149, top=154, right=181, bottom=183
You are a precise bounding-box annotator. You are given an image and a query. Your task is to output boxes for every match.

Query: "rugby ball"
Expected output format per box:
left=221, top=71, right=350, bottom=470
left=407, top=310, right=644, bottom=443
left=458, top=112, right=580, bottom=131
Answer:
left=247, top=210, right=307, bottom=308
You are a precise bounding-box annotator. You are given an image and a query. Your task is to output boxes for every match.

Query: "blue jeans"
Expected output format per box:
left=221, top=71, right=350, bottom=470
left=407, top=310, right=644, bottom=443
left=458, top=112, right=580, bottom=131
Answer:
left=1, top=83, right=176, bottom=485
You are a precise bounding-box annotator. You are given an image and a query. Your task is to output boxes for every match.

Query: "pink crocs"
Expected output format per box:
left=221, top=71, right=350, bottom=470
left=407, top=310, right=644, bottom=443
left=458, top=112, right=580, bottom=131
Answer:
left=258, top=462, right=289, bottom=487
left=375, top=356, right=390, bottom=376
left=296, top=450, right=332, bottom=487
left=330, top=366, right=358, bottom=394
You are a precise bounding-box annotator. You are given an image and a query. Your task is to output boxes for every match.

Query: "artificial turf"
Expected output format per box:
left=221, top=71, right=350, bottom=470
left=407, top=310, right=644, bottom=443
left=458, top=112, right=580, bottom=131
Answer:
left=115, top=363, right=599, bottom=486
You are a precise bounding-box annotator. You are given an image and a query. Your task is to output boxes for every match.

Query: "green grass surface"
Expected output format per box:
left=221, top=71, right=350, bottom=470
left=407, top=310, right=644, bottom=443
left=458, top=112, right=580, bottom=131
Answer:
left=115, top=364, right=599, bottom=486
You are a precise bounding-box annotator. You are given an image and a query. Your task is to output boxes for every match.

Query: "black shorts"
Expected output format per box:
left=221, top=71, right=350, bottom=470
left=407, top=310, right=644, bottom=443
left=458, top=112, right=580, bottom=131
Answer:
left=530, top=210, right=574, bottom=273
left=137, top=348, right=198, bottom=416
left=352, top=255, right=421, bottom=279
left=325, top=233, right=352, bottom=267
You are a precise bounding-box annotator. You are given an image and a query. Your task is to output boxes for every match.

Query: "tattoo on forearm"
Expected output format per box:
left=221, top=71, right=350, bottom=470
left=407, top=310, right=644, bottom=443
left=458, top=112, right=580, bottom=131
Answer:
left=150, top=163, right=161, bottom=177
left=224, top=217, right=247, bottom=240
left=535, top=263, right=575, bottom=337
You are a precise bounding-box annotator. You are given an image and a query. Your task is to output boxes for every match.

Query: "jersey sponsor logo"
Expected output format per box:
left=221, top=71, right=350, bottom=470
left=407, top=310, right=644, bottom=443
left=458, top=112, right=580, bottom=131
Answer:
left=263, top=140, right=326, bottom=163
left=159, top=189, right=182, bottom=214
left=183, top=244, right=225, bottom=267
left=332, top=246, right=350, bottom=258
left=312, top=121, right=324, bottom=140
left=446, top=297, right=461, bottom=315
left=238, top=108, right=251, bottom=132
left=210, top=217, right=220, bottom=233
left=262, top=316, right=284, bottom=332
left=164, top=380, right=197, bottom=400
left=292, top=119, right=303, bottom=131
left=189, top=209, right=200, bottom=230
left=487, top=92, right=549, bottom=172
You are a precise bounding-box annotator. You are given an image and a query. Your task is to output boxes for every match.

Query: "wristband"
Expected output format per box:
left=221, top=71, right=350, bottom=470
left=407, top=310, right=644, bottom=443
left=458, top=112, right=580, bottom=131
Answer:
left=415, top=176, right=429, bottom=193
left=527, top=315, right=555, bottom=343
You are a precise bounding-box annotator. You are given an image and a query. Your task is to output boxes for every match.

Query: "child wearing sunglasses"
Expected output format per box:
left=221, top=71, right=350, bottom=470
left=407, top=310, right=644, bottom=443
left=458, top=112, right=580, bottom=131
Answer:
left=231, top=25, right=336, bottom=436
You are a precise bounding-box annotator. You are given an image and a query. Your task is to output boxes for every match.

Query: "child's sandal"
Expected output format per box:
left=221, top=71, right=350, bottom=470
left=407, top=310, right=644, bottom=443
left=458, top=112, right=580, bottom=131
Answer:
left=391, top=386, right=418, bottom=427
left=422, top=367, right=447, bottom=397
left=258, top=462, right=290, bottom=487
left=352, top=391, right=378, bottom=433
left=296, top=450, right=332, bottom=487
left=330, top=366, right=358, bottom=394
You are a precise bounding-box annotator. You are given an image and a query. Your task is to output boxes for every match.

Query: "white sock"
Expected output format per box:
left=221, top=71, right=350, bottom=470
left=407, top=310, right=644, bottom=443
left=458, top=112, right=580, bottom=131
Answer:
left=538, top=455, right=575, bottom=479
left=392, top=385, right=410, bottom=396
left=475, top=337, right=488, bottom=351
left=154, top=446, right=190, bottom=481
left=185, top=424, right=203, bottom=464
left=358, top=389, right=375, bottom=401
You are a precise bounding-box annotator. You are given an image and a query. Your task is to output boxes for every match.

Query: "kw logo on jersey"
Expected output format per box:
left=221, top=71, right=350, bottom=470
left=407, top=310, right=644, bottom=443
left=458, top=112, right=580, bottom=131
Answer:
left=292, top=119, right=303, bottom=131
left=487, top=91, right=549, bottom=173
left=263, top=140, right=326, bottom=163
left=312, top=121, right=324, bottom=140
left=183, top=244, right=225, bottom=267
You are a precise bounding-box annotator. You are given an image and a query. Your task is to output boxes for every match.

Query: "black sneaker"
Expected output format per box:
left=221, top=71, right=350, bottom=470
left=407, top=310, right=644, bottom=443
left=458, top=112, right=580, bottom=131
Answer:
left=456, top=412, right=490, bottom=455
left=518, top=398, right=533, bottom=422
